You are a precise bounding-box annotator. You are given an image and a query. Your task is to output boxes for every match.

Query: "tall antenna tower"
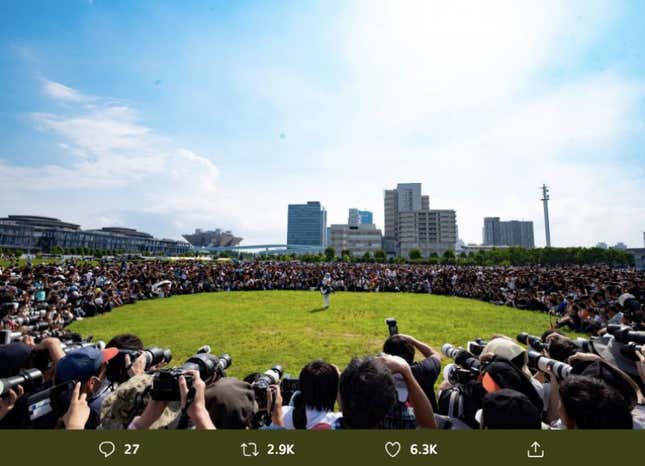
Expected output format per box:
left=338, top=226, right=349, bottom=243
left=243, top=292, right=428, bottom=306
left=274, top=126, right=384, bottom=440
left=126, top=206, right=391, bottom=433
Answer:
left=541, top=184, right=551, bottom=247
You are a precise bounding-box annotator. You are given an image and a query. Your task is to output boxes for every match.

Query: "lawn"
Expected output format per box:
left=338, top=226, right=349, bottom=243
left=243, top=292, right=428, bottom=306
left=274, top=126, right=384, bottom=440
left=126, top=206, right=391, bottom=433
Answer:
left=68, top=291, right=557, bottom=379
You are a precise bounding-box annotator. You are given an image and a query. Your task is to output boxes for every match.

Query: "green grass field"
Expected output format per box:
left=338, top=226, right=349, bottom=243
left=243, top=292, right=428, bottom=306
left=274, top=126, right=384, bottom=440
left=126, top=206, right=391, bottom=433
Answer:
left=68, top=291, right=558, bottom=379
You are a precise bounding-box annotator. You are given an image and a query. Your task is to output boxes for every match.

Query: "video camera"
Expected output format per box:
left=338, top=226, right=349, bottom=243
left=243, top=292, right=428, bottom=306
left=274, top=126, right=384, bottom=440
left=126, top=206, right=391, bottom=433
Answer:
left=150, top=349, right=231, bottom=401
left=252, top=365, right=283, bottom=410
left=527, top=350, right=572, bottom=379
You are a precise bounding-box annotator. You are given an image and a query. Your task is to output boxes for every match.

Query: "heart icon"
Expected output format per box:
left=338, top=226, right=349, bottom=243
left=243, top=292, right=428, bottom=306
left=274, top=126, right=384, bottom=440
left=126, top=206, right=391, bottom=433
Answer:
left=384, top=441, right=401, bottom=458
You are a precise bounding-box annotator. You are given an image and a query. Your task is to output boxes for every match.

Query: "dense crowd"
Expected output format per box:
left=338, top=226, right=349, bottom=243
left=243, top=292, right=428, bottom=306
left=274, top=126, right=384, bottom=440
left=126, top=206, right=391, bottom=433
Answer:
left=1, top=260, right=644, bottom=342
left=1, top=259, right=644, bottom=430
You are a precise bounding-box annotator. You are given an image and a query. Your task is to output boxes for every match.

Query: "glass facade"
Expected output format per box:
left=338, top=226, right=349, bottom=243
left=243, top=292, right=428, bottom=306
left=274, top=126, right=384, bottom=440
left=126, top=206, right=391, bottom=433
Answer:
left=0, top=215, right=190, bottom=255
left=287, top=202, right=326, bottom=246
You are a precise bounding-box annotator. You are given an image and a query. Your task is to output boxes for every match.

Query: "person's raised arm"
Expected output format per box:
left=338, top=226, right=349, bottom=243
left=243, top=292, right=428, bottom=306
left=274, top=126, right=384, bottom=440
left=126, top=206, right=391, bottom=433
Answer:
left=377, top=354, right=437, bottom=429
left=398, top=334, right=441, bottom=362
left=179, top=371, right=215, bottom=430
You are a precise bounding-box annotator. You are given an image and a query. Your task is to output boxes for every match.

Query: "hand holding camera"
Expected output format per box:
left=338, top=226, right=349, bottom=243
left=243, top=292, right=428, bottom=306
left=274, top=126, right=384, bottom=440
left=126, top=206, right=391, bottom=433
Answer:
left=178, top=370, right=214, bottom=430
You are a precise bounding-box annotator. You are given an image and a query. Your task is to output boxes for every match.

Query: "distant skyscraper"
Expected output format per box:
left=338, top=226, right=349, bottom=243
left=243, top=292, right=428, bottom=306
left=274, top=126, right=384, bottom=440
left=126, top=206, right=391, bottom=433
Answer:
left=483, top=217, right=535, bottom=248
left=287, top=201, right=327, bottom=246
left=383, top=183, right=457, bottom=257
left=348, top=209, right=373, bottom=226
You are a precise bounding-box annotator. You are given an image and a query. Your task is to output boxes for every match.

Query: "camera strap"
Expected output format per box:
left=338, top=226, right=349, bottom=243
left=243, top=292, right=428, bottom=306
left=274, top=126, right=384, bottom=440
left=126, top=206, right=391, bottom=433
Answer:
left=177, top=386, right=196, bottom=430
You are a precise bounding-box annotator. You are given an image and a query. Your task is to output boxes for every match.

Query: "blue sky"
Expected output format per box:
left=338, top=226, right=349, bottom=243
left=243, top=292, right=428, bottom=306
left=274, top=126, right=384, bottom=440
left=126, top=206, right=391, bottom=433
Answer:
left=0, top=0, right=644, bottom=246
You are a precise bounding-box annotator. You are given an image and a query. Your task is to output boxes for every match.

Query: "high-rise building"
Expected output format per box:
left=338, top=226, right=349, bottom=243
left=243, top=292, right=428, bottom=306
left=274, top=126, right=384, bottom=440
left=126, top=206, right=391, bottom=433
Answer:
left=482, top=217, right=535, bottom=248
left=287, top=201, right=327, bottom=246
left=348, top=208, right=374, bottom=226
left=383, top=183, right=457, bottom=257
left=329, top=223, right=382, bottom=257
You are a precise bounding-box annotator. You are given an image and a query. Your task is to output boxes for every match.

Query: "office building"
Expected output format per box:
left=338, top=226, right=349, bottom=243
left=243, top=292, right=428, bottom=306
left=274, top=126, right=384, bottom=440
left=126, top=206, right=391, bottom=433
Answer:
left=383, top=183, right=457, bottom=257
left=348, top=209, right=373, bottom=226
left=482, top=217, right=535, bottom=249
left=329, top=223, right=383, bottom=257
left=0, top=215, right=190, bottom=255
left=287, top=201, right=327, bottom=247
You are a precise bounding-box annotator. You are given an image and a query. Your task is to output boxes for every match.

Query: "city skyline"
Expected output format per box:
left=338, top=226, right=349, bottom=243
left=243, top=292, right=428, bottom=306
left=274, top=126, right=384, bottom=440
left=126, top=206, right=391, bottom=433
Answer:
left=1, top=1, right=644, bottom=247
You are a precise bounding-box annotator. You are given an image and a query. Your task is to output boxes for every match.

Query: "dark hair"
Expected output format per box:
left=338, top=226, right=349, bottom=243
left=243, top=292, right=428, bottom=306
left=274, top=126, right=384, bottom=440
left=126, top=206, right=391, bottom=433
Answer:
left=106, top=333, right=143, bottom=350
left=546, top=334, right=578, bottom=362
left=540, top=329, right=560, bottom=341
left=299, top=360, right=338, bottom=412
left=383, top=335, right=414, bottom=364
left=339, top=356, right=396, bottom=429
left=559, top=376, right=633, bottom=429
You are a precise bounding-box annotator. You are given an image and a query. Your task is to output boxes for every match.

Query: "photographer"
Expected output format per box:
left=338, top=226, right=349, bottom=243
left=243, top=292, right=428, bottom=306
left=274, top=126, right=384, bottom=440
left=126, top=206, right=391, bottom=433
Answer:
left=53, top=345, right=119, bottom=429
left=280, top=360, right=340, bottom=430
left=382, top=333, right=441, bottom=410
left=337, top=354, right=436, bottom=429
left=123, top=370, right=214, bottom=430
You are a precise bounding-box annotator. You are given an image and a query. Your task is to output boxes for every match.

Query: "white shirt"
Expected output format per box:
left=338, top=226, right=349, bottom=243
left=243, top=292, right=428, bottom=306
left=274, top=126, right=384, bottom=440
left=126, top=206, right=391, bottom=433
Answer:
left=281, top=406, right=341, bottom=430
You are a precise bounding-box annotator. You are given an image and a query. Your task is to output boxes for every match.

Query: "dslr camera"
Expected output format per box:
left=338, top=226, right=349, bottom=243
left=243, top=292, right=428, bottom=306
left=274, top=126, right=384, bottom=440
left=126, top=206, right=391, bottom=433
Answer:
left=385, top=317, right=398, bottom=336
left=252, top=365, right=283, bottom=411
left=107, top=347, right=172, bottom=383
left=151, top=350, right=231, bottom=401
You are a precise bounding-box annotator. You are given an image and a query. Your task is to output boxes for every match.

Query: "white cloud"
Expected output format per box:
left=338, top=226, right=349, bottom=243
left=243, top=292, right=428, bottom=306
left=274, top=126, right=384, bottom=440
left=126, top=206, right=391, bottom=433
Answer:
left=42, top=79, right=90, bottom=103
left=0, top=81, right=224, bottom=240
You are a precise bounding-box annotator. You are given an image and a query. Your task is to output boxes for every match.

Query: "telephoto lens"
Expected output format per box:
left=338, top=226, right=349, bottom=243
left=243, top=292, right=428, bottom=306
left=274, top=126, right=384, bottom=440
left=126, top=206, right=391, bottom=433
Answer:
left=607, top=324, right=645, bottom=345
left=527, top=350, right=572, bottom=379
left=517, top=332, right=547, bottom=352
left=143, top=347, right=173, bottom=370
left=441, top=343, right=460, bottom=360
left=150, top=351, right=232, bottom=401
left=0, top=330, right=23, bottom=345
left=0, top=368, right=43, bottom=398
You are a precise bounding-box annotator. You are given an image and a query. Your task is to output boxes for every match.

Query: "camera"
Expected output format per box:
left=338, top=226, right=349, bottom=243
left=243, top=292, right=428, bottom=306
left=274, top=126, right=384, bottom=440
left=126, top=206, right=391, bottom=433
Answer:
left=252, top=365, right=283, bottom=410
left=517, top=332, right=547, bottom=352
left=442, top=344, right=482, bottom=373
left=385, top=318, right=398, bottom=336
left=443, top=363, right=479, bottom=385
left=0, top=330, right=23, bottom=345
left=151, top=351, right=231, bottom=401
left=619, top=342, right=643, bottom=361
left=1, top=368, right=43, bottom=398
left=107, top=346, right=173, bottom=383
left=606, top=324, right=645, bottom=345
left=527, top=350, right=572, bottom=379
left=466, top=338, right=488, bottom=356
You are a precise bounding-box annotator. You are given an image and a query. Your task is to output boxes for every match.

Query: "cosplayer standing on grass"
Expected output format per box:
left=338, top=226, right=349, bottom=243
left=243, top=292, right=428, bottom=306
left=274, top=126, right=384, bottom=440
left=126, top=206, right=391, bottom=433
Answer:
left=320, top=273, right=334, bottom=309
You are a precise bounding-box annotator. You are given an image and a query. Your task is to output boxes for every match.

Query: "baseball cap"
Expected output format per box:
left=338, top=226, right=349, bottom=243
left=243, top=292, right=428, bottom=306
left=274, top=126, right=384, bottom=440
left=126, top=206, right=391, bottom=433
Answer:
left=571, top=359, right=638, bottom=410
left=482, top=338, right=530, bottom=376
left=55, top=346, right=118, bottom=384
left=477, top=389, right=541, bottom=429
left=100, top=374, right=180, bottom=430
left=204, top=377, right=258, bottom=429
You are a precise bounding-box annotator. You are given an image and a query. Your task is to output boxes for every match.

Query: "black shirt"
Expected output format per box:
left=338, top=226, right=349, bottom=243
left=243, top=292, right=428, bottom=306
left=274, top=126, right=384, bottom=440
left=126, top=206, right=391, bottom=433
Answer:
left=411, top=356, right=441, bottom=411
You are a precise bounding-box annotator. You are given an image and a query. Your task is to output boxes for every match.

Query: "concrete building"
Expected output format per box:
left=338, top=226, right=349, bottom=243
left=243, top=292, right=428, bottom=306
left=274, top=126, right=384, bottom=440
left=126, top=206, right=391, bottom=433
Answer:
left=348, top=209, right=373, bottom=226
left=0, top=215, right=190, bottom=255
left=383, top=183, right=457, bottom=257
left=329, top=223, right=383, bottom=257
left=482, top=217, right=535, bottom=248
left=287, top=201, right=327, bottom=247
left=182, top=228, right=242, bottom=247
left=628, top=248, right=645, bottom=270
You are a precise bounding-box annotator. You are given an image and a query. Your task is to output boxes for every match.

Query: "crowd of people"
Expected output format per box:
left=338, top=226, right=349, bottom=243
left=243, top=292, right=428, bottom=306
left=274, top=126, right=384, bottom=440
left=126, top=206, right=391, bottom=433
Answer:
left=1, top=260, right=643, bottom=341
left=1, top=258, right=644, bottom=430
